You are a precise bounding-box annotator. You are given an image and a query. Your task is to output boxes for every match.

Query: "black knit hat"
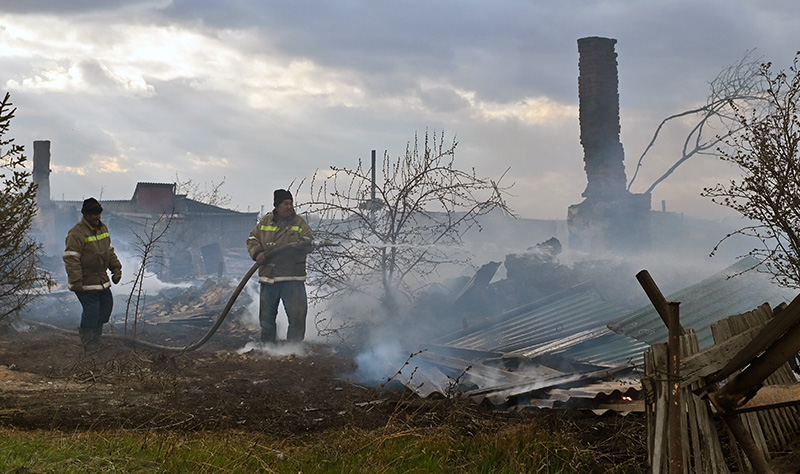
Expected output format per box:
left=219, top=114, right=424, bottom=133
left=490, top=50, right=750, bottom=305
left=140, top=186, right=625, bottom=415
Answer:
left=81, top=197, right=103, bottom=214
left=273, top=189, right=293, bottom=207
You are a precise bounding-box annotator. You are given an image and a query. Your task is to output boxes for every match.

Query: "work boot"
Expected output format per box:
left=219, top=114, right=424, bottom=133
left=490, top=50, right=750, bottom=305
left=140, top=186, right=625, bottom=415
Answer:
left=91, top=325, right=103, bottom=348
left=79, top=327, right=95, bottom=350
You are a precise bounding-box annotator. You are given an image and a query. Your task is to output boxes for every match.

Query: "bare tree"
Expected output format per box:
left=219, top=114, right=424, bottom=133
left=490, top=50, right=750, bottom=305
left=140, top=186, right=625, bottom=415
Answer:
left=122, top=214, right=172, bottom=336
left=0, top=93, right=54, bottom=324
left=301, top=130, right=512, bottom=334
left=628, top=52, right=769, bottom=193
left=174, top=172, right=233, bottom=209
left=702, top=53, right=800, bottom=288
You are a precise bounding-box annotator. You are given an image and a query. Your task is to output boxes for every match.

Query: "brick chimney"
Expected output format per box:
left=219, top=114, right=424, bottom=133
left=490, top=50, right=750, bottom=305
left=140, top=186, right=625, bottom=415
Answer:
left=577, top=37, right=627, bottom=199
left=567, top=37, right=650, bottom=254
left=32, top=140, right=52, bottom=206
left=31, top=140, right=59, bottom=256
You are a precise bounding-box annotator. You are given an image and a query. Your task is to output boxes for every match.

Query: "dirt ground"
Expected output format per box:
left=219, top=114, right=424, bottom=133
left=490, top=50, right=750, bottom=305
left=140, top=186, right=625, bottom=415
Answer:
left=0, top=321, right=650, bottom=466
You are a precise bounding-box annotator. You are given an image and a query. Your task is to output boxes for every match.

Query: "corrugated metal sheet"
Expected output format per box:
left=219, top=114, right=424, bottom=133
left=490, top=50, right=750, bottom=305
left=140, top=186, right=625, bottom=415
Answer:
left=431, top=281, right=647, bottom=368
left=388, top=281, right=649, bottom=411
left=521, top=326, right=649, bottom=368
left=398, top=257, right=797, bottom=412
left=609, top=257, right=798, bottom=350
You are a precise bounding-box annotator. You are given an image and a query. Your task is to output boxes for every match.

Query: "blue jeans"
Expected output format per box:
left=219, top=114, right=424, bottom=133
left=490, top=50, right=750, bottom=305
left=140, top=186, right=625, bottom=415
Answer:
left=259, top=281, right=307, bottom=343
left=76, top=289, right=113, bottom=329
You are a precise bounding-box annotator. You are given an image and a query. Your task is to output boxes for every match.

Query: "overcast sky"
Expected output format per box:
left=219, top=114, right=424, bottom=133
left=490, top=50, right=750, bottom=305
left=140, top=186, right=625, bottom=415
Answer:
left=1, top=0, right=798, bottom=220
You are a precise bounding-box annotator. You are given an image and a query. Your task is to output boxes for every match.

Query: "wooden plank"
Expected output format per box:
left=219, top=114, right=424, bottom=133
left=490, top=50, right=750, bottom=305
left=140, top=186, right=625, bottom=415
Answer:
left=680, top=334, right=702, bottom=474
left=767, top=365, right=800, bottom=446
left=714, top=297, right=800, bottom=387
left=710, top=313, right=770, bottom=469
left=771, top=365, right=800, bottom=433
left=649, top=343, right=669, bottom=474
left=689, top=304, right=772, bottom=394
left=735, top=384, right=800, bottom=413
left=711, top=317, right=750, bottom=472
left=680, top=323, right=764, bottom=389
left=644, top=346, right=659, bottom=473
left=681, top=332, right=730, bottom=474
left=730, top=312, right=775, bottom=456
left=729, top=311, right=782, bottom=452
left=594, top=401, right=646, bottom=412
left=729, top=307, right=800, bottom=452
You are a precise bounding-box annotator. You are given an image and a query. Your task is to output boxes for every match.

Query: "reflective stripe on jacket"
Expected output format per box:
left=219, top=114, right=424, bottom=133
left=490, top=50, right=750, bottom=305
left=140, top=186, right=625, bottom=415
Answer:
left=246, top=211, right=313, bottom=284
left=63, top=217, right=122, bottom=291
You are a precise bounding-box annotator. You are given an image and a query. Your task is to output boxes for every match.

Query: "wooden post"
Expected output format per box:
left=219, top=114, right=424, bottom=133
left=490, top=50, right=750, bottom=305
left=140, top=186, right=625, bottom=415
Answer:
left=636, top=270, right=686, bottom=334
left=708, top=397, right=774, bottom=474
left=667, top=302, right=682, bottom=474
left=637, top=270, right=686, bottom=473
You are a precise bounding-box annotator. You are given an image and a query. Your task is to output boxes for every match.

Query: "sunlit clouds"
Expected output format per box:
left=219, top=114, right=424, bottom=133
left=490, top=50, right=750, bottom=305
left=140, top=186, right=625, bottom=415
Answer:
left=50, top=164, right=87, bottom=176
left=184, top=151, right=231, bottom=170
left=95, top=155, right=130, bottom=173
left=479, top=96, right=576, bottom=124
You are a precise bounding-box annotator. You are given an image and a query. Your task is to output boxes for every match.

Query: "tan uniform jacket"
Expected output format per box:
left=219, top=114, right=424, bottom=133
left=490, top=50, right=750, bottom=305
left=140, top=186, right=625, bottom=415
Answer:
left=246, top=212, right=313, bottom=284
left=63, top=217, right=122, bottom=291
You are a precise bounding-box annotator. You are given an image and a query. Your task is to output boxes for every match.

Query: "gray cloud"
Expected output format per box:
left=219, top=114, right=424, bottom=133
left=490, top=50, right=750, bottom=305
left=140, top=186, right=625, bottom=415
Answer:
left=0, top=0, right=160, bottom=15
left=1, top=0, right=798, bottom=222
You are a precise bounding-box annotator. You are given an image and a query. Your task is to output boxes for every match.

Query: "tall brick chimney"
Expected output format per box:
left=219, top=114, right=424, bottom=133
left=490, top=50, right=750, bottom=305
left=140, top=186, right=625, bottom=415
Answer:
left=577, top=37, right=627, bottom=199
left=32, top=140, right=59, bottom=255
left=32, top=140, right=52, bottom=206
left=567, top=37, right=650, bottom=253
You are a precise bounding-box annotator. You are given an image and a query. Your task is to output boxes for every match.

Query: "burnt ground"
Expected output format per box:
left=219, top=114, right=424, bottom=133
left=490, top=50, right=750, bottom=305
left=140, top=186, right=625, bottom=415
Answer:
left=0, top=322, right=649, bottom=468
left=3, top=322, right=800, bottom=472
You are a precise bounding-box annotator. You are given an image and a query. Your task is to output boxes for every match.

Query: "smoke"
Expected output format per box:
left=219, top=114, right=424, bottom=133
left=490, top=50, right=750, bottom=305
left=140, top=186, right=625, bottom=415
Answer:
left=236, top=340, right=310, bottom=357
left=235, top=276, right=325, bottom=355
left=30, top=206, right=764, bottom=389
left=328, top=209, right=765, bottom=387
left=353, top=336, right=408, bottom=383
left=112, top=251, right=194, bottom=297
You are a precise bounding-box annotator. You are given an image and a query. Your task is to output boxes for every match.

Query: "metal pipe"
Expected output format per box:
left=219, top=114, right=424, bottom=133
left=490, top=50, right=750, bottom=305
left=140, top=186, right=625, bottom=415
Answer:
left=371, top=149, right=376, bottom=202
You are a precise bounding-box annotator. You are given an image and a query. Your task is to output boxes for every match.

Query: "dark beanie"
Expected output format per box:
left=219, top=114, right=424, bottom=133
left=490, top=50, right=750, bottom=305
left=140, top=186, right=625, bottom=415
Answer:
left=81, top=197, right=103, bottom=214
left=273, top=189, right=293, bottom=207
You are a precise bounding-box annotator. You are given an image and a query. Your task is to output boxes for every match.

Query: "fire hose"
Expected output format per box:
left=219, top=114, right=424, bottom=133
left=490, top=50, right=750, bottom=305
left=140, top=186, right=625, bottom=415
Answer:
left=26, top=240, right=334, bottom=353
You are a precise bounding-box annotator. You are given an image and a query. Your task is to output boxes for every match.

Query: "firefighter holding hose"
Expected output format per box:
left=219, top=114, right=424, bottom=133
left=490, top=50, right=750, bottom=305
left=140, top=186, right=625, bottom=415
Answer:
left=63, top=197, right=123, bottom=351
left=247, top=189, right=313, bottom=344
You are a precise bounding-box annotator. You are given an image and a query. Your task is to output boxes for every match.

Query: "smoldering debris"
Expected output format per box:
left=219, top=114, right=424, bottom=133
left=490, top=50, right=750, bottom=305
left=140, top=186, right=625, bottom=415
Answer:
left=356, top=237, right=799, bottom=415
left=17, top=277, right=255, bottom=343
left=144, top=278, right=251, bottom=327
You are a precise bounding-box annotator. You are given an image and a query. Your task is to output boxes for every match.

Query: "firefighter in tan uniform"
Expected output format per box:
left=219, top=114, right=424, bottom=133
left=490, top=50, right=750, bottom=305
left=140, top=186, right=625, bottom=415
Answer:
left=247, top=189, right=313, bottom=343
left=63, top=198, right=122, bottom=350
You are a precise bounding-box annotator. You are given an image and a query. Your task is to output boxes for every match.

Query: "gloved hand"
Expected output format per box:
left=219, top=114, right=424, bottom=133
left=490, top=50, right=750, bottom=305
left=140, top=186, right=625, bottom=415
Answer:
left=256, top=243, right=276, bottom=265
left=112, top=271, right=121, bottom=284
left=293, top=239, right=313, bottom=254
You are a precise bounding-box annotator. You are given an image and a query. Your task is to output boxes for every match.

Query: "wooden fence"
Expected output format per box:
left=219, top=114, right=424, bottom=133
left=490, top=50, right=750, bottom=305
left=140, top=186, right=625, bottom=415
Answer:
left=643, top=303, right=800, bottom=473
